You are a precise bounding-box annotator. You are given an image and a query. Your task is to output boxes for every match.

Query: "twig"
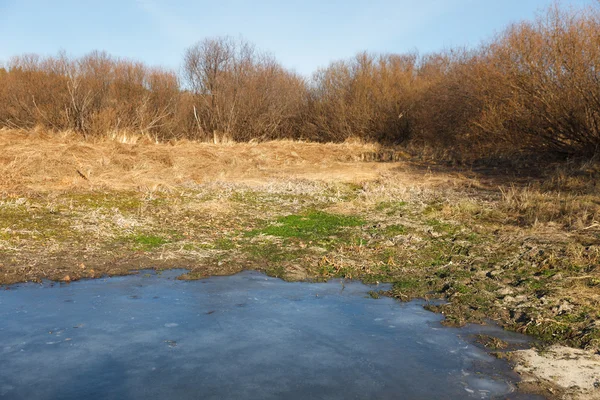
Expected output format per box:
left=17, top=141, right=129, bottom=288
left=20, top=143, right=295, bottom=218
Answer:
left=76, top=169, right=88, bottom=180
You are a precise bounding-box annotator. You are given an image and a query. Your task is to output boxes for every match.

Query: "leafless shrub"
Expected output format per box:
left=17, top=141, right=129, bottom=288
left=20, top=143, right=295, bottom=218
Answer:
left=306, top=52, right=417, bottom=143
left=412, top=4, right=600, bottom=159
left=1, top=2, right=599, bottom=160
left=481, top=4, right=600, bottom=156
left=182, top=36, right=307, bottom=142
left=0, top=51, right=180, bottom=139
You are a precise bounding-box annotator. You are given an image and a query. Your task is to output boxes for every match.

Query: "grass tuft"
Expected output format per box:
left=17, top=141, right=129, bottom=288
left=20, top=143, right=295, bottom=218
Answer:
left=248, top=211, right=365, bottom=241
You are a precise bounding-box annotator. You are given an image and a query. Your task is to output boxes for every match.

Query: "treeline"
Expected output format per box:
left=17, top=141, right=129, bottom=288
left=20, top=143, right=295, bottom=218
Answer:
left=1, top=4, right=599, bottom=158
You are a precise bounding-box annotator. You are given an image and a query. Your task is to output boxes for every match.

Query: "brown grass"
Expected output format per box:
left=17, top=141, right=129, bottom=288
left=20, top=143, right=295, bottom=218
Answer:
left=500, top=185, right=600, bottom=231
left=0, top=128, right=408, bottom=192
left=3, top=3, right=599, bottom=162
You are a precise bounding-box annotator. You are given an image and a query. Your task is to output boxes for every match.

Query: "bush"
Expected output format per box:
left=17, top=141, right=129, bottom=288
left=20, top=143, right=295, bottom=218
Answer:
left=1, top=3, right=599, bottom=162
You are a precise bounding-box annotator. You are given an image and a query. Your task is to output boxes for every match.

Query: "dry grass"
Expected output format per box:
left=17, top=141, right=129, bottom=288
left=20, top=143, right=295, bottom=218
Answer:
left=500, top=186, right=600, bottom=231
left=0, top=128, right=406, bottom=192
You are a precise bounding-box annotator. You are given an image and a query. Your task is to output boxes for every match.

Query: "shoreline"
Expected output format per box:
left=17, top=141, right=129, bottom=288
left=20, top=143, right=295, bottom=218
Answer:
left=2, top=133, right=600, bottom=398
left=4, top=267, right=599, bottom=399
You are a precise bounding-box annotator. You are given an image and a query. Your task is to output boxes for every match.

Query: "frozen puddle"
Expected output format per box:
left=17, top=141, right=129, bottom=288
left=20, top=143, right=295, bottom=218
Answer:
left=0, top=270, right=540, bottom=399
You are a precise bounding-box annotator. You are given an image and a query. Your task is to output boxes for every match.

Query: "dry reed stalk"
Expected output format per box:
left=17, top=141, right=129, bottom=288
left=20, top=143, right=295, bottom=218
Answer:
left=0, top=129, right=391, bottom=192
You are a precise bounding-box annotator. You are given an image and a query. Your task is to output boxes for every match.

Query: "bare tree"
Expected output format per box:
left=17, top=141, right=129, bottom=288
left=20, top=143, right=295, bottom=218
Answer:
left=182, top=36, right=306, bottom=142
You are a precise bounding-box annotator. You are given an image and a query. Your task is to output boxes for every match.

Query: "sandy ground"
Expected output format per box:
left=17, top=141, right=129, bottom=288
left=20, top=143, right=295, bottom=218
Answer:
left=514, top=345, right=600, bottom=399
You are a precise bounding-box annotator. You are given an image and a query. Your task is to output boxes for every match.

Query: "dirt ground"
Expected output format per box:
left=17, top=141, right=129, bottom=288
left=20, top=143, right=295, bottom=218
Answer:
left=514, top=345, right=600, bottom=399
left=1, top=129, right=600, bottom=399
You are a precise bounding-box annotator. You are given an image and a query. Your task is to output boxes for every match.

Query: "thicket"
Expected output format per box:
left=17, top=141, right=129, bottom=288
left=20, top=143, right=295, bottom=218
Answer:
left=1, top=4, right=599, bottom=159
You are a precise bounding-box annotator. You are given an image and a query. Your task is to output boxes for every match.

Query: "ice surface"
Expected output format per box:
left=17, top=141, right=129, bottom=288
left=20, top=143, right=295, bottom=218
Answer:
left=0, top=270, right=541, bottom=400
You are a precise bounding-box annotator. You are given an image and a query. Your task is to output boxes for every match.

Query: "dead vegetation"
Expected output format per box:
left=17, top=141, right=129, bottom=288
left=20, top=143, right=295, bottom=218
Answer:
left=0, top=128, right=400, bottom=192
left=1, top=4, right=600, bottom=162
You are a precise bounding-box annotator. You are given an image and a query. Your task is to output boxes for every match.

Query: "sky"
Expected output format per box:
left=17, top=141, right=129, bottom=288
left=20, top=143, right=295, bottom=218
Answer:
left=0, top=0, right=595, bottom=76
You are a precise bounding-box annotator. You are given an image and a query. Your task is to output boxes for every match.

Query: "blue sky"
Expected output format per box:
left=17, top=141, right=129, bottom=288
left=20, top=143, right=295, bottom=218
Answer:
left=0, top=0, right=594, bottom=76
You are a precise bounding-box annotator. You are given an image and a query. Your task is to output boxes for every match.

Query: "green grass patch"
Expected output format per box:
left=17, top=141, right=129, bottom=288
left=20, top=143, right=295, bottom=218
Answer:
left=393, top=277, right=422, bottom=291
left=0, top=205, right=75, bottom=241
left=426, top=219, right=459, bottom=235
left=65, top=191, right=143, bottom=212
left=129, top=234, right=168, bottom=250
left=384, top=224, right=407, bottom=235
left=418, top=240, right=454, bottom=267
left=389, top=277, right=430, bottom=298
left=247, top=211, right=365, bottom=242
left=214, top=237, right=236, bottom=250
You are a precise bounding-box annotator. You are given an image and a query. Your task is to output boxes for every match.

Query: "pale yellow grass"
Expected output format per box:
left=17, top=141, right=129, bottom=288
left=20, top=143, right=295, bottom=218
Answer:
left=0, top=129, right=402, bottom=192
